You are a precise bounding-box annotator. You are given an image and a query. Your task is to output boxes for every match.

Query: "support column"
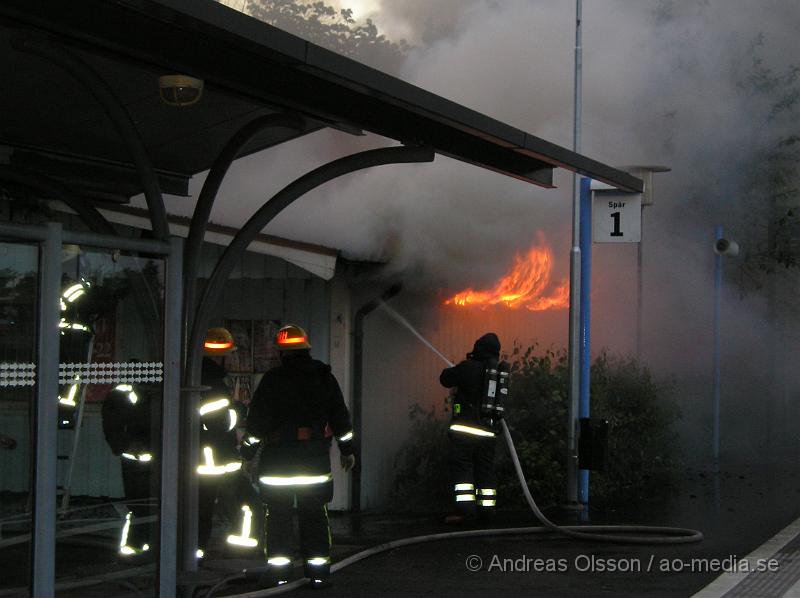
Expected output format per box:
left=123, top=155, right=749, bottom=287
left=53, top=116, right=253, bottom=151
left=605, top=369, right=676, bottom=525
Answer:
left=32, top=222, right=62, bottom=597
left=578, top=178, right=592, bottom=505
left=159, top=236, right=183, bottom=597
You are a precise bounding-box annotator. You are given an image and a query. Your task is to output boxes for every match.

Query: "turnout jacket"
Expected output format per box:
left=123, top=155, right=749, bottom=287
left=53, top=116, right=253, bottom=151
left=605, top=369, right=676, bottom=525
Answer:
left=101, top=384, right=157, bottom=457
left=439, top=333, right=501, bottom=429
left=247, top=352, right=353, bottom=477
left=199, top=357, right=240, bottom=466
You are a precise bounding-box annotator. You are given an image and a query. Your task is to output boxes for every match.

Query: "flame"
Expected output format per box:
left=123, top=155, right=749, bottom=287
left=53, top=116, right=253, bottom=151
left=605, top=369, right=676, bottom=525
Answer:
left=444, top=237, right=569, bottom=311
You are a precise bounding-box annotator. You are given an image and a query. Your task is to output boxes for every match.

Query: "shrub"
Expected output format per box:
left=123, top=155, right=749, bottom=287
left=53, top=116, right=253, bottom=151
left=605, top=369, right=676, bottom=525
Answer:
left=391, top=346, right=681, bottom=512
left=390, top=403, right=450, bottom=511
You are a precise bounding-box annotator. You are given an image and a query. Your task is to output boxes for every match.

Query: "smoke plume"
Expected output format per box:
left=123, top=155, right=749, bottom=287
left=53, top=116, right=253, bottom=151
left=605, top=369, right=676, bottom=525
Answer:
left=159, top=1, right=800, bottom=479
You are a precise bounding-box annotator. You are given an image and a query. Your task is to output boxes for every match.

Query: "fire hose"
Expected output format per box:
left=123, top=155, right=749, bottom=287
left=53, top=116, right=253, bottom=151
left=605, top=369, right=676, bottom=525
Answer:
left=216, top=420, right=703, bottom=598
left=213, top=306, right=703, bottom=597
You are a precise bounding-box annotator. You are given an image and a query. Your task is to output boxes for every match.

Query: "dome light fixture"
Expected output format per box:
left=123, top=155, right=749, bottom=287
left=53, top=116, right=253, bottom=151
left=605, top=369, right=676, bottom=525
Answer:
left=158, top=74, right=203, bottom=106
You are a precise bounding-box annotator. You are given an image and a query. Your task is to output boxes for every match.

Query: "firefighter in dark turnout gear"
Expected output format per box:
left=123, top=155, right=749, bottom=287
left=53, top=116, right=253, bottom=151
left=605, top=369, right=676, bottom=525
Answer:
left=102, top=380, right=157, bottom=557
left=246, top=324, right=354, bottom=588
left=58, top=279, right=95, bottom=429
left=197, top=328, right=261, bottom=557
left=440, top=333, right=505, bottom=522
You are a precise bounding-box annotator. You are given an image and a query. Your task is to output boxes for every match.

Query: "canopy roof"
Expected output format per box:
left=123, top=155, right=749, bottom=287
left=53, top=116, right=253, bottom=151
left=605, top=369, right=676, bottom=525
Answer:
left=0, top=0, right=642, bottom=204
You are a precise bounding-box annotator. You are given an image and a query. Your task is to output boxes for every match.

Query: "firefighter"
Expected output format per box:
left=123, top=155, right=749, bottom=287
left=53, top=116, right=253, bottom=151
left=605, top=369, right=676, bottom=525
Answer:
left=101, top=379, right=157, bottom=558
left=246, top=324, right=354, bottom=589
left=440, top=332, right=506, bottom=523
left=197, top=327, right=261, bottom=558
left=58, top=279, right=95, bottom=429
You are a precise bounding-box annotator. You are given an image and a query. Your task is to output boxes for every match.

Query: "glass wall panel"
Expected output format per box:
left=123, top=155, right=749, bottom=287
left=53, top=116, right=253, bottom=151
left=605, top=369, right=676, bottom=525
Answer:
left=0, top=241, right=39, bottom=596
left=54, top=246, right=164, bottom=597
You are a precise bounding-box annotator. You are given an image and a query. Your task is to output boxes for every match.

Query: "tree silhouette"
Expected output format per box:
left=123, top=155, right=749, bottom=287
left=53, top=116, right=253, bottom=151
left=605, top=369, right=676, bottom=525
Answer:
left=241, top=0, right=410, bottom=74
left=735, top=35, right=800, bottom=286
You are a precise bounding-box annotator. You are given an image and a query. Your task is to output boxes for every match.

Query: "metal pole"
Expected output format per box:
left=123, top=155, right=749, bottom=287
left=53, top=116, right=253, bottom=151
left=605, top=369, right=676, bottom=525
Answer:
left=636, top=212, right=644, bottom=360
left=712, top=226, right=722, bottom=472
left=62, top=230, right=170, bottom=255
left=32, top=222, right=62, bottom=597
left=0, top=222, right=50, bottom=241
left=578, top=177, right=591, bottom=505
left=566, top=0, right=583, bottom=505
left=159, top=237, right=183, bottom=596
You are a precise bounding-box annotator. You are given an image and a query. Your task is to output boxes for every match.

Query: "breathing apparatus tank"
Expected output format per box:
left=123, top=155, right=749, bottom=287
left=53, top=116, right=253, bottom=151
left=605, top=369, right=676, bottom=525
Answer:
left=496, top=361, right=509, bottom=418
left=480, top=358, right=509, bottom=426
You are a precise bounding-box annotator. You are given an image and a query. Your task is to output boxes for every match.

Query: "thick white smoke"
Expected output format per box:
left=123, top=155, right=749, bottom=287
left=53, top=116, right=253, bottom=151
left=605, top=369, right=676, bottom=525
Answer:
left=172, top=1, right=799, bottom=289
left=156, top=1, right=799, bottom=469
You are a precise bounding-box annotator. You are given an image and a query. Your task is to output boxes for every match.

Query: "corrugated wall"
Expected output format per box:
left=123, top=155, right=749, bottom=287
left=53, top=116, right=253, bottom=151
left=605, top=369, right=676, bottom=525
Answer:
left=196, top=242, right=331, bottom=363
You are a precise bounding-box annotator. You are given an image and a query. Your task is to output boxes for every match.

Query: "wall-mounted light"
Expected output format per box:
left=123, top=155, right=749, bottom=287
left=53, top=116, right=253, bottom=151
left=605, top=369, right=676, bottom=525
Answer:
left=158, top=74, right=204, bottom=107
left=714, top=237, right=740, bottom=257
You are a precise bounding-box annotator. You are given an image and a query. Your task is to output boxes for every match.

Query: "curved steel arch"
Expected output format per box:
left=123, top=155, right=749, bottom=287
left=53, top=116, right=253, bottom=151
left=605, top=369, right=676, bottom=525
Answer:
left=15, top=37, right=169, bottom=239
left=179, top=144, right=434, bottom=570
left=186, top=144, right=435, bottom=376
left=183, top=113, right=306, bottom=331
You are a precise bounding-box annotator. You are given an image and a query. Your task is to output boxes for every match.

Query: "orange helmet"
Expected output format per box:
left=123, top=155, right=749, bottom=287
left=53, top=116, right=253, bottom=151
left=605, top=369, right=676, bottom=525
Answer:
left=203, top=327, right=236, bottom=356
left=275, top=324, right=311, bottom=350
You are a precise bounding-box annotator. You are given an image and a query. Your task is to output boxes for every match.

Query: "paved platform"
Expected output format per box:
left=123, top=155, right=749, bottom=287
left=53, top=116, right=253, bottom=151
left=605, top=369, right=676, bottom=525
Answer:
left=2, top=463, right=799, bottom=597
left=214, top=463, right=800, bottom=598
left=691, top=514, right=800, bottom=598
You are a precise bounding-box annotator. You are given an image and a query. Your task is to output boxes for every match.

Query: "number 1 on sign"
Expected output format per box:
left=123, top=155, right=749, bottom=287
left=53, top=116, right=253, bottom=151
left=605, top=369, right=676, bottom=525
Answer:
left=610, top=212, right=623, bottom=237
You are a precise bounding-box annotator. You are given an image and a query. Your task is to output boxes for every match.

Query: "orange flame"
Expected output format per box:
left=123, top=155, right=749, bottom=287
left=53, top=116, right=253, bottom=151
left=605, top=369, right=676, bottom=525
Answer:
left=444, top=237, right=568, bottom=311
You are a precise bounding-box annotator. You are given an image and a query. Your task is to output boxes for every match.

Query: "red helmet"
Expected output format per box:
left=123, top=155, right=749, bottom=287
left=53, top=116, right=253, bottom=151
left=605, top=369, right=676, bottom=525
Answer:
left=275, top=324, right=311, bottom=350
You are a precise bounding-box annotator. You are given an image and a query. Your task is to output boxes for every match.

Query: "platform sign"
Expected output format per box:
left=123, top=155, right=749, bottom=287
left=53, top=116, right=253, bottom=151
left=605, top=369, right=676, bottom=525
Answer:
left=592, top=192, right=642, bottom=243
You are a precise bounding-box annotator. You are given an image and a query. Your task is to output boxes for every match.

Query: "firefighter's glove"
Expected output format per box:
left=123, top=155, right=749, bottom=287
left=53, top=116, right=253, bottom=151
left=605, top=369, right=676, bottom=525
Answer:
left=340, top=454, right=356, bottom=473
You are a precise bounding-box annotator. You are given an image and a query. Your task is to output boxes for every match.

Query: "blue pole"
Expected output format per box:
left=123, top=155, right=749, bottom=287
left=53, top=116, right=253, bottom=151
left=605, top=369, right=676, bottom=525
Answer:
left=579, top=177, right=592, bottom=504
left=712, top=226, right=722, bottom=471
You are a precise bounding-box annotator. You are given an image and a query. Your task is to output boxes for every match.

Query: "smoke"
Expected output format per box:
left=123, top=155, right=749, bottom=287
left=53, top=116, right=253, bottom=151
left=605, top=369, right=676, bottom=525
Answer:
left=363, top=0, right=798, bottom=471
left=183, top=1, right=798, bottom=286
left=159, top=1, right=800, bottom=475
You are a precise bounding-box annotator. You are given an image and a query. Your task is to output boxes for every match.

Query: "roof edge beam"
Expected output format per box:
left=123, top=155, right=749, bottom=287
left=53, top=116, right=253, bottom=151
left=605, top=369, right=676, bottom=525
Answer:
left=0, top=166, right=117, bottom=236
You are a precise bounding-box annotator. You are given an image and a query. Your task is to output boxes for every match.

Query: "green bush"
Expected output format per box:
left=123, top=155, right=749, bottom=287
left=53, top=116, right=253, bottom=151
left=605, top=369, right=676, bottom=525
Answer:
left=391, top=346, right=681, bottom=512
left=390, top=403, right=451, bottom=511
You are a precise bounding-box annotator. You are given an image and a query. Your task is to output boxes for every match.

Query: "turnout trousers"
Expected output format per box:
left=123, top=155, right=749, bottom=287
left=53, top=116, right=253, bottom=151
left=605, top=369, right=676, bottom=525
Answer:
left=260, top=479, right=334, bottom=583
left=449, top=430, right=498, bottom=519
left=119, top=459, right=153, bottom=555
